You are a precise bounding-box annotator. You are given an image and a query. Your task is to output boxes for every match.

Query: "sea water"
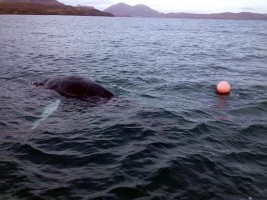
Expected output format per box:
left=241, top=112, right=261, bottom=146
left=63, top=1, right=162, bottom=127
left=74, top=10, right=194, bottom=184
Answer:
left=0, top=15, right=267, bottom=199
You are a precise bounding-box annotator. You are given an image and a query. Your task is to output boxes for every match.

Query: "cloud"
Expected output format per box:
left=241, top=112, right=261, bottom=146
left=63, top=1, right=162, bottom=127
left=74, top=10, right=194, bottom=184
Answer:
left=242, top=7, right=259, bottom=11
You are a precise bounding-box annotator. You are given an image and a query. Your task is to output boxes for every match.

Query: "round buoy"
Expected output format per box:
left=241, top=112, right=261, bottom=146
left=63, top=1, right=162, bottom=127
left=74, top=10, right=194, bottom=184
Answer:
left=217, top=81, right=231, bottom=94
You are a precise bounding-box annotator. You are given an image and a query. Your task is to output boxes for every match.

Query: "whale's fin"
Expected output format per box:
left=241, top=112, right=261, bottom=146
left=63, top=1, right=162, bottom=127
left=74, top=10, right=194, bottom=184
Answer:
left=31, top=100, right=61, bottom=130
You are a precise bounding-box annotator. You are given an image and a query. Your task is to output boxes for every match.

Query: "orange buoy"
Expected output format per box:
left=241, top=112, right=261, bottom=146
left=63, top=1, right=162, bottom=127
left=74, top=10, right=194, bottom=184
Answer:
left=217, top=81, right=231, bottom=94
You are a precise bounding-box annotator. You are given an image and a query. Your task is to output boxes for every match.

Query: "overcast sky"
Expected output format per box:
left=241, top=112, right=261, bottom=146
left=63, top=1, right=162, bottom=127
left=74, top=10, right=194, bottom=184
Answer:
left=58, top=0, right=267, bottom=14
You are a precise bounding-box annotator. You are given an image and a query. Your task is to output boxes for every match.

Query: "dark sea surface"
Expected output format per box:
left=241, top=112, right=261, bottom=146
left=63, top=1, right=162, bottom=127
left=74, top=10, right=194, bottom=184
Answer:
left=0, top=15, right=267, bottom=200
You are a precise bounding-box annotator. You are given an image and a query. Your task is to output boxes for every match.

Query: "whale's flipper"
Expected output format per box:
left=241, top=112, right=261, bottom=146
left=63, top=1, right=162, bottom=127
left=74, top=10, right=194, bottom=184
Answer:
left=31, top=100, right=61, bottom=130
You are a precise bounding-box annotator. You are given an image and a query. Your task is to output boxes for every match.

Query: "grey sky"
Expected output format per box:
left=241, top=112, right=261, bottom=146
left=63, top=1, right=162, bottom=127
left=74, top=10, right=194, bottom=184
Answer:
left=58, top=0, right=267, bottom=14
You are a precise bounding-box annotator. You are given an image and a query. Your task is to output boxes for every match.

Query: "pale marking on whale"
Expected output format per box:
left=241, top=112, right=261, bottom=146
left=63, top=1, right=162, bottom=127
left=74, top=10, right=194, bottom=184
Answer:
left=31, top=100, right=61, bottom=130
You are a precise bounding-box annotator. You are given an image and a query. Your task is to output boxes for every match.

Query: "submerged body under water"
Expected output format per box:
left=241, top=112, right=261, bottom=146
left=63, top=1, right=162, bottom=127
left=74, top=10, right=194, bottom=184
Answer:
left=0, top=15, right=267, bottom=200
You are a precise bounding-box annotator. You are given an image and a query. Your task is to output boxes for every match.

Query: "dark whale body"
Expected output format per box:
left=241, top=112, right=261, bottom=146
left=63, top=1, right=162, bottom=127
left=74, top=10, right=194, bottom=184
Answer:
left=34, top=76, right=114, bottom=99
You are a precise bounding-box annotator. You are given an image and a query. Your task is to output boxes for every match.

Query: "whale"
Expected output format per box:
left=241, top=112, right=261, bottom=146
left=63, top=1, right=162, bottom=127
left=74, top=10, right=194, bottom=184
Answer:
left=34, top=76, right=114, bottom=99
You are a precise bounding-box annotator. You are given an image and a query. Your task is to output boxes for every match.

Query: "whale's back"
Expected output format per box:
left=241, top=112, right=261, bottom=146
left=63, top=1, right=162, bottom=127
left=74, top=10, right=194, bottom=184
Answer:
left=43, top=76, right=114, bottom=99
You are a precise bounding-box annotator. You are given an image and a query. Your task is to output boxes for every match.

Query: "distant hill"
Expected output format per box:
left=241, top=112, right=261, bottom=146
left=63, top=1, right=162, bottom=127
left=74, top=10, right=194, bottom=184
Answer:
left=166, top=12, right=267, bottom=20
left=0, top=0, right=113, bottom=16
left=104, top=2, right=267, bottom=20
left=0, top=0, right=63, bottom=5
left=104, top=2, right=164, bottom=17
left=76, top=4, right=95, bottom=9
